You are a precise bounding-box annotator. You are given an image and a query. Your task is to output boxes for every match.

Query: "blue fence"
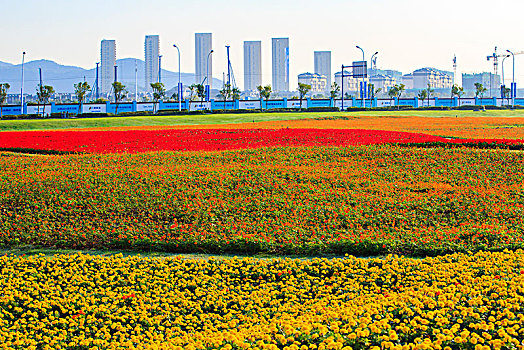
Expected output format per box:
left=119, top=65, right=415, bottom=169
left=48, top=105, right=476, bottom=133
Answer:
left=0, top=97, right=521, bottom=117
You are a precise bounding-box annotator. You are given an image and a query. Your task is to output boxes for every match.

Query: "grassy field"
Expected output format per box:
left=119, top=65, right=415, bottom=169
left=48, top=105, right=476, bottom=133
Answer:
left=3, top=109, right=524, bottom=131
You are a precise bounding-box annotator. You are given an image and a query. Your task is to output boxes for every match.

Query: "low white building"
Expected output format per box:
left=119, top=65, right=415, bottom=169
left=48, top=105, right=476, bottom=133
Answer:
left=297, top=72, right=328, bottom=93
left=369, top=74, right=396, bottom=91
left=413, top=67, right=453, bottom=89
left=401, top=74, right=414, bottom=89
left=334, top=71, right=363, bottom=94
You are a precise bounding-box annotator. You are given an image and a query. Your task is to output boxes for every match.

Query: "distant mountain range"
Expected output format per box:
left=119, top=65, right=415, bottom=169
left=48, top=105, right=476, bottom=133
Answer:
left=0, top=58, right=222, bottom=94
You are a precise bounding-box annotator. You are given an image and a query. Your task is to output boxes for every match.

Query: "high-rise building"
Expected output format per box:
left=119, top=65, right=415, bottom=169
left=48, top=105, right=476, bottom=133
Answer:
left=314, top=51, right=331, bottom=91
left=145, top=35, right=160, bottom=92
left=244, top=41, right=262, bottom=91
left=195, top=33, right=213, bottom=88
left=100, top=39, right=116, bottom=94
left=272, top=38, right=289, bottom=92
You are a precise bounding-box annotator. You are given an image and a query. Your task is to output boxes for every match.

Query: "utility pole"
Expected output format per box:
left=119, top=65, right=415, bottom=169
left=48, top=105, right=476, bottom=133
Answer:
left=135, top=59, right=138, bottom=101
left=226, top=45, right=231, bottom=87
left=114, top=65, right=118, bottom=103
left=20, top=52, right=26, bottom=111
left=158, top=55, right=162, bottom=84
left=39, top=68, right=43, bottom=116
left=95, top=62, right=100, bottom=100
left=453, top=55, right=457, bottom=86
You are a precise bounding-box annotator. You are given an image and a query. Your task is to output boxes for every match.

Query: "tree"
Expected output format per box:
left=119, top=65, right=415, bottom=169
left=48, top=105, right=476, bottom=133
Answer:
left=451, top=85, right=464, bottom=107
left=387, top=86, right=398, bottom=107
left=36, top=84, right=55, bottom=117
left=231, top=87, right=241, bottom=101
left=417, top=89, right=428, bottom=107
left=330, top=82, right=340, bottom=106
left=257, top=85, right=272, bottom=110
left=395, top=84, right=405, bottom=110
left=74, top=81, right=91, bottom=114
left=297, top=83, right=311, bottom=110
left=188, top=84, right=198, bottom=110
left=502, top=86, right=511, bottom=106
left=0, top=83, right=10, bottom=118
left=219, top=83, right=232, bottom=110
left=474, top=83, right=487, bottom=106
left=150, top=82, right=166, bottom=113
left=368, top=83, right=382, bottom=100
left=195, top=84, right=206, bottom=109
left=112, top=81, right=128, bottom=115
left=426, top=84, right=435, bottom=107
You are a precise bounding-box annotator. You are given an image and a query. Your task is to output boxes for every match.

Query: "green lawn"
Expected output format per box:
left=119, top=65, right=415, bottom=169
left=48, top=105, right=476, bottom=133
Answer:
left=2, top=109, right=524, bottom=131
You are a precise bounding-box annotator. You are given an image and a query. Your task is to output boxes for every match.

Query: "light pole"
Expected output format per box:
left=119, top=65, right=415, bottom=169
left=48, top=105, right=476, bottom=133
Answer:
left=20, top=52, right=26, bottom=111
left=173, top=44, right=182, bottom=111
left=502, top=54, right=510, bottom=105
left=204, top=49, right=214, bottom=102
left=370, top=51, right=378, bottom=101
left=356, top=46, right=366, bottom=107
left=507, top=50, right=515, bottom=107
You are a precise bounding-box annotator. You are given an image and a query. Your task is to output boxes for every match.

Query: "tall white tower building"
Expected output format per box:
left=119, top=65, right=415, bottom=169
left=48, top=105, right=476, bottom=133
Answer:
left=272, top=38, right=289, bottom=92
left=145, top=35, right=160, bottom=92
left=243, top=41, right=262, bottom=91
left=100, top=39, right=116, bottom=94
left=195, top=33, right=213, bottom=88
left=314, top=51, right=331, bottom=92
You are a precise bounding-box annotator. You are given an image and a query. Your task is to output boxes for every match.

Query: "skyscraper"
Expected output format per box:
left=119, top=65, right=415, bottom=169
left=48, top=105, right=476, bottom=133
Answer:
left=100, top=39, right=116, bottom=94
left=145, top=35, right=160, bottom=92
left=243, top=41, right=262, bottom=91
left=314, top=51, right=331, bottom=91
left=195, top=33, right=213, bottom=89
left=272, top=38, right=289, bottom=92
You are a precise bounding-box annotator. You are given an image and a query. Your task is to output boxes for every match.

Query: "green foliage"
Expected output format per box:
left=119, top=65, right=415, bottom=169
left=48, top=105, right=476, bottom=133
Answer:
left=257, top=85, right=272, bottom=110
left=330, top=82, right=340, bottom=100
left=474, top=83, right=487, bottom=98
left=74, top=82, right=91, bottom=104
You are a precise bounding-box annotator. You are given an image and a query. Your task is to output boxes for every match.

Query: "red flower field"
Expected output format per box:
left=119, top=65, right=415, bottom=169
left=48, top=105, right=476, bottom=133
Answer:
left=1, top=128, right=523, bottom=153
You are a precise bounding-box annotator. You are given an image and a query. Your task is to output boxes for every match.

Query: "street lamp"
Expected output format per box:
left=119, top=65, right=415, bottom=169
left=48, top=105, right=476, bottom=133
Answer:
left=507, top=50, right=515, bottom=107
left=204, top=49, right=214, bottom=102
left=356, top=46, right=366, bottom=107
left=173, top=44, right=182, bottom=111
left=20, top=52, right=26, bottom=112
left=501, top=54, right=510, bottom=105
left=370, top=51, right=378, bottom=100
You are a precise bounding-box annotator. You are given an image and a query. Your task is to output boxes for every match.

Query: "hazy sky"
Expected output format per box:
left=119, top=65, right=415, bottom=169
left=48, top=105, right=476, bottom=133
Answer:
left=2, top=0, right=524, bottom=88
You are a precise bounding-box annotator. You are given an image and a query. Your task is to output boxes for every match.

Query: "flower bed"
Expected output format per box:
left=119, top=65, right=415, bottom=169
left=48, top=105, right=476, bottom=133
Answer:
left=1, top=146, right=523, bottom=256
left=1, top=250, right=523, bottom=349
left=0, top=128, right=522, bottom=154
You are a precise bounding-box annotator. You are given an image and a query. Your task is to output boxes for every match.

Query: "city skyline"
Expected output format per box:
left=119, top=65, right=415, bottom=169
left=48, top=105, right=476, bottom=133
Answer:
left=1, top=0, right=524, bottom=89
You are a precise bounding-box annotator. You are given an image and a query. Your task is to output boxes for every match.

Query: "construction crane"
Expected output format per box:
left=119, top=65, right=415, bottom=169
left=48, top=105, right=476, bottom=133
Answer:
left=486, top=47, right=509, bottom=97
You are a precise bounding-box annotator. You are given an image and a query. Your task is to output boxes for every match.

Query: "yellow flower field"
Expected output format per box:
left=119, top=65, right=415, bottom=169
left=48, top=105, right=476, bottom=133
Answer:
left=1, top=250, right=523, bottom=349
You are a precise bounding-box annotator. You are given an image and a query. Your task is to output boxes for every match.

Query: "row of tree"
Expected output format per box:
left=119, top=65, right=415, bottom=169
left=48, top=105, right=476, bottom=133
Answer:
left=0, top=79, right=513, bottom=117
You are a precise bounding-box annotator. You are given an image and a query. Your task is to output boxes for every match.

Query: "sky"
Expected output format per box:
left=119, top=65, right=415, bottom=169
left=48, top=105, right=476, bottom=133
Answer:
left=1, top=0, right=524, bottom=89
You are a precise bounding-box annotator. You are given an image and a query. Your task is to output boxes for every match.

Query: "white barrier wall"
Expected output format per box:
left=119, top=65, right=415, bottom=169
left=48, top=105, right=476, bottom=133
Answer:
left=458, top=98, right=475, bottom=106
left=239, top=101, right=261, bottom=109
left=189, top=102, right=212, bottom=111
left=82, top=104, right=106, bottom=113
left=418, top=100, right=436, bottom=107
left=137, top=103, right=154, bottom=112
left=376, top=99, right=394, bottom=107
left=26, top=105, right=52, bottom=115
left=335, top=99, right=353, bottom=108
left=287, top=100, right=304, bottom=108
